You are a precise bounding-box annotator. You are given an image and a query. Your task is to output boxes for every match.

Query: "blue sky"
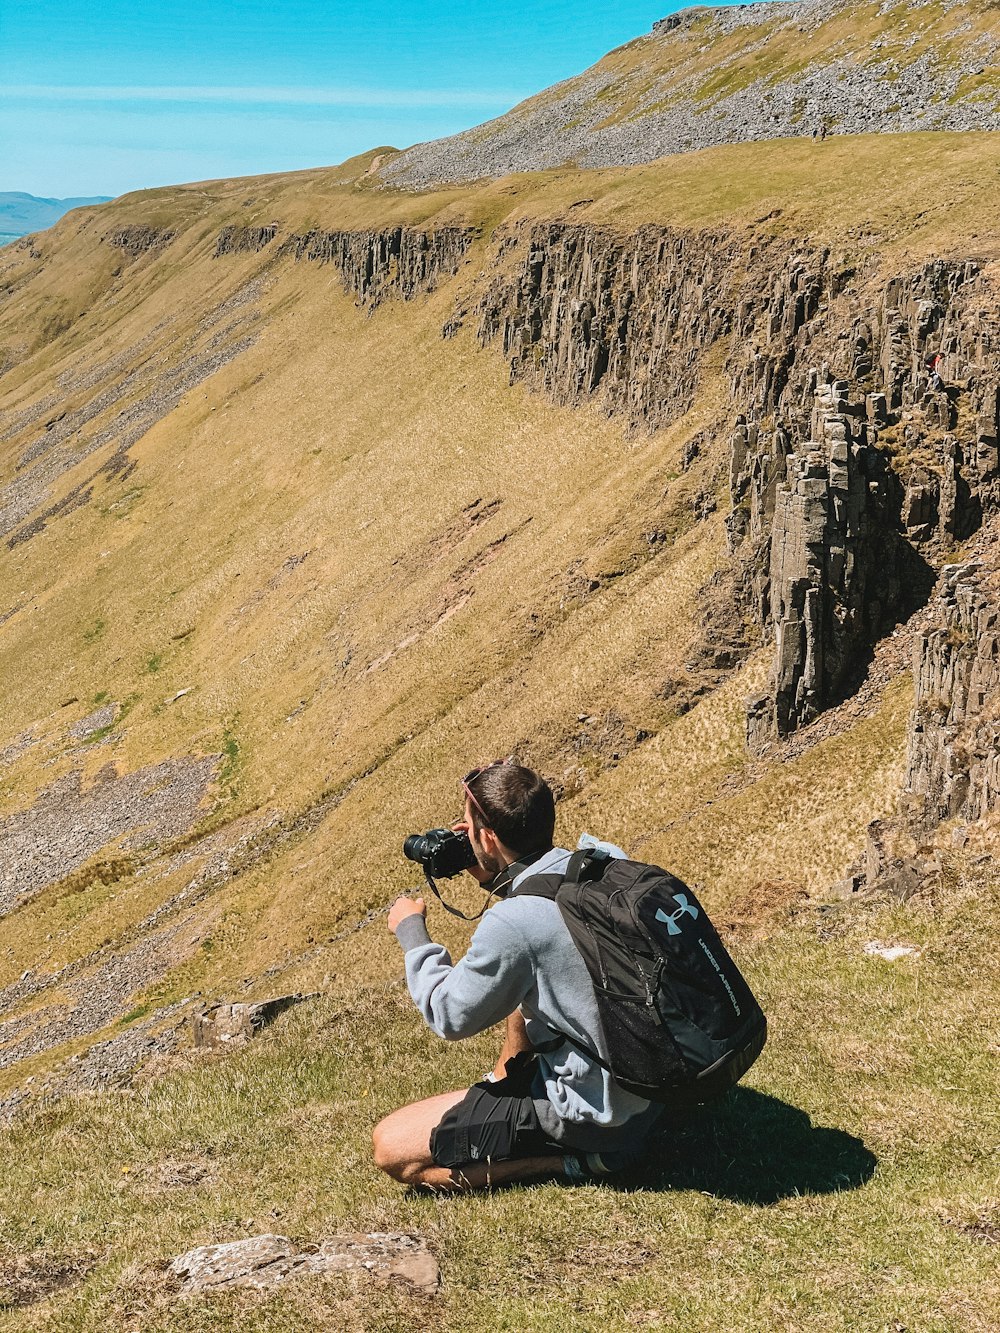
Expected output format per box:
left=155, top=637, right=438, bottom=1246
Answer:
left=1, top=1, right=691, bottom=199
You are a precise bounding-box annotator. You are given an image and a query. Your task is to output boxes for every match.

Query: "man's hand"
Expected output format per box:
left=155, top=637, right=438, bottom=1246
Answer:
left=451, top=820, right=490, bottom=884
left=387, top=895, right=426, bottom=934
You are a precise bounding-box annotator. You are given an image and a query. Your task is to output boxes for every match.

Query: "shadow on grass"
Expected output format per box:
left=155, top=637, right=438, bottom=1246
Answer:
left=633, top=1086, right=876, bottom=1204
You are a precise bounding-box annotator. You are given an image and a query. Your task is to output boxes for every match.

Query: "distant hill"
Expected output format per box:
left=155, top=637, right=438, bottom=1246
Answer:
left=381, top=0, right=1000, bottom=187
left=0, top=191, right=112, bottom=240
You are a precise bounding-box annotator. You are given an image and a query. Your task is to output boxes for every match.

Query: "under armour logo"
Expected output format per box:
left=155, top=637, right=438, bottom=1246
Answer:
left=655, top=894, right=699, bottom=935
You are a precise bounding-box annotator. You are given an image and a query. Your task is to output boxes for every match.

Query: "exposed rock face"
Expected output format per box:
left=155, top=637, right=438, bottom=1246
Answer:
left=905, top=556, right=1000, bottom=830
left=477, top=223, right=744, bottom=433
left=729, top=258, right=1000, bottom=540
left=473, top=221, right=998, bottom=747
left=170, top=1232, right=440, bottom=1297
left=749, top=380, right=904, bottom=737
left=840, top=538, right=1000, bottom=895
left=729, top=255, right=999, bottom=740
left=276, top=226, right=475, bottom=309
left=104, top=226, right=175, bottom=255
left=214, top=225, right=277, bottom=257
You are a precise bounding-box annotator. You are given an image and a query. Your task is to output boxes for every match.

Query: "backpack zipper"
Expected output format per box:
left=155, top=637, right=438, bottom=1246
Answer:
left=578, top=882, right=610, bottom=987
left=609, top=886, right=665, bottom=1012
left=645, top=958, right=666, bottom=1019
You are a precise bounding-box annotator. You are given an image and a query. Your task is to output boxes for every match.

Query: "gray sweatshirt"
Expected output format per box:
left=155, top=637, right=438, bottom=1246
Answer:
left=394, top=845, right=661, bottom=1149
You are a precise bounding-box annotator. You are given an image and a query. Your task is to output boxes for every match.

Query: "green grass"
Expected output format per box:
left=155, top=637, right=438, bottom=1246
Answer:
left=0, top=860, right=997, bottom=1330
left=217, top=719, right=241, bottom=801
left=117, top=1003, right=153, bottom=1027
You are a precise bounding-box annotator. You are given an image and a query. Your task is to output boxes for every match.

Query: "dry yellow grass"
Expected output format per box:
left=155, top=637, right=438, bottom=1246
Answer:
left=0, top=130, right=998, bottom=1329
left=0, top=129, right=996, bottom=1044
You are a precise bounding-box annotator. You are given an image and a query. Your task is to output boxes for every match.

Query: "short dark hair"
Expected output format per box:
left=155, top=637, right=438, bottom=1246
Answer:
left=467, top=764, right=555, bottom=855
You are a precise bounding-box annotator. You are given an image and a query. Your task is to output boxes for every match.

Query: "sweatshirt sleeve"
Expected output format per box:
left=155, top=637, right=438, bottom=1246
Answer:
left=393, top=909, right=534, bottom=1041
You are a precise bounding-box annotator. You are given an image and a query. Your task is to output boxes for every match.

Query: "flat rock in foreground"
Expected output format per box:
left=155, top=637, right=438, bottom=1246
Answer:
left=169, top=1231, right=440, bottom=1297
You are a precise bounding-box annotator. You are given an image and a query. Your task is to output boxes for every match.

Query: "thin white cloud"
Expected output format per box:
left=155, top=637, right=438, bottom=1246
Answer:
left=1, top=84, right=525, bottom=109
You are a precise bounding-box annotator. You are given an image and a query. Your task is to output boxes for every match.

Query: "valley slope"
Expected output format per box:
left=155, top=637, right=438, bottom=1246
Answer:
left=0, top=126, right=998, bottom=1329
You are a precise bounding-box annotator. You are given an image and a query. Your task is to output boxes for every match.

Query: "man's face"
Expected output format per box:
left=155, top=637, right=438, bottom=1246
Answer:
left=465, top=798, right=504, bottom=877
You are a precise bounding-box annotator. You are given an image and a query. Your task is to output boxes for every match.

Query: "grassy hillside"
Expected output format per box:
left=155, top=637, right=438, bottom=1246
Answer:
left=381, top=0, right=1000, bottom=186
left=1, top=855, right=998, bottom=1331
left=0, top=134, right=998, bottom=1327
left=582, top=0, right=1000, bottom=124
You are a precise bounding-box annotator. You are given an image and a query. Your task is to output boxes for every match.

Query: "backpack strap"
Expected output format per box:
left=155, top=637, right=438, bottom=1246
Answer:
left=513, top=848, right=613, bottom=899
left=509, top=872, right=563, bottom=902
left=510, top=848, right=616, bottom=1069
left=532, top=1024, right=611, bottom=1071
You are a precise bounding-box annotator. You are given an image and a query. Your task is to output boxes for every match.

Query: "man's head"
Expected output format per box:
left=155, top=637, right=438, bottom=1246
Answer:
left=463, top=761, right=555, bottom=877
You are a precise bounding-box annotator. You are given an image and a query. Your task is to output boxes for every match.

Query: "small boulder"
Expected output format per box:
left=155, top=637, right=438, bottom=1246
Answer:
left=192, top=993, right=317, bottom=1048
left=169, top=1232, right=440, bottom=1297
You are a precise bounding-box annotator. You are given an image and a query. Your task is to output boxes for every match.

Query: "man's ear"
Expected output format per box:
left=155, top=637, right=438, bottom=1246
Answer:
left=480, top=825, right=501, bottom=854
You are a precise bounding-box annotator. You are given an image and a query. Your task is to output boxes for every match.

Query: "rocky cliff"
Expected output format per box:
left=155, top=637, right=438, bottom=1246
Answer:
left=729, top=257, right=999, bottom=742
left=273, top=225, right=474, bottom=309
left=213, top=223, right=475, bottom=307
left=476, top=223, right=741, bottom=432
left=214, top=225, right=278, bottom=257
left=906, top=547, right=1000, bottom=832
left=472, top=219, right=999, bottom=756
left=471, top=208, right=1000, bottom=874
left=105, top=225, right=176, bottom=256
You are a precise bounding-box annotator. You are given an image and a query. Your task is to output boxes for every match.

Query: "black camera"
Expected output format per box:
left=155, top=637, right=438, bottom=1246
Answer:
left=403, top=827, right=478, bottom=879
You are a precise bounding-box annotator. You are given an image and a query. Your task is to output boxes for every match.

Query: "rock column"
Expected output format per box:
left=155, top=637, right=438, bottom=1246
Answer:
left=906, top=560, right=1000, bottom=829
left=747, top=379, right=899, bottom=742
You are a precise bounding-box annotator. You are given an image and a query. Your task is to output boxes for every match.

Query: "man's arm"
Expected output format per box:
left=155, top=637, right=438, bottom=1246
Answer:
left=388, top=895, right=533, bottom=1041
left=491, top=1010, right=534, bottom=1079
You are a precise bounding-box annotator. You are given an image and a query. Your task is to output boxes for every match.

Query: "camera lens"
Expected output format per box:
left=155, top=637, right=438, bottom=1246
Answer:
left=403, top=834, right=431, bottom=864
left=403, top=828, right=477, bottom=878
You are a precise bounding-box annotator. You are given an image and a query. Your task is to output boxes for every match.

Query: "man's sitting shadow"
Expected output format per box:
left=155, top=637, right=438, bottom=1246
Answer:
left=625, top=1086, right=876, bottom=1204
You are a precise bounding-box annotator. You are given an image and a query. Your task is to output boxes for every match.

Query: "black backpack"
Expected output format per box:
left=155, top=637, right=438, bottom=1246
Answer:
left=512, top=849, right=767, bottom=1106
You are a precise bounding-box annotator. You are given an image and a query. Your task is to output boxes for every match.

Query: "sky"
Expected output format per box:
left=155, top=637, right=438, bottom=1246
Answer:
left=0, top=0, right=692, bottom=200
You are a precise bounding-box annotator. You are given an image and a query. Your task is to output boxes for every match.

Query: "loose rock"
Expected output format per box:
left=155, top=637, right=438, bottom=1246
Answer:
left=192, top=993, right=318, bottom=1048
left=169, top=1232, right=440, bottom=1297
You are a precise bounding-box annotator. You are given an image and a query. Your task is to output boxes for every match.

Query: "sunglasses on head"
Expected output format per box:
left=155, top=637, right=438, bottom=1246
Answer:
left=461, top=757, right=514, bottom=821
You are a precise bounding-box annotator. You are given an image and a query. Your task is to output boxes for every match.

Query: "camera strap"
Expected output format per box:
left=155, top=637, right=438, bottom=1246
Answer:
left=422, top=866, right=501, bottom=921
left=422, top=845, right=555, bottom=922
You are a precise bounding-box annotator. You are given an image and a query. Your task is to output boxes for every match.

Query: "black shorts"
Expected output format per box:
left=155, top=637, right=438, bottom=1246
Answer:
left=430, top=1053, right=564, bottom=1169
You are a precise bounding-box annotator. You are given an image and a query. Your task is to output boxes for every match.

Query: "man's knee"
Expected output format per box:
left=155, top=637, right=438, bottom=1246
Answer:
left=372, top=1090, right=468, bottom=1185
left=372, top=1112, right=422, bottom=1184
left=371, top=1115, right=402, bottom=1177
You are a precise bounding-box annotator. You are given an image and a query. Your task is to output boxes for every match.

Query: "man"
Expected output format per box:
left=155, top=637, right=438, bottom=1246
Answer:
left=372, top=761, right=663, bottom=1191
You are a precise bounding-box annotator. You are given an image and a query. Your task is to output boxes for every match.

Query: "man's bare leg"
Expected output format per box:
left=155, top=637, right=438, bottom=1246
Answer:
left=372, top=1089, right=565, bottom=1192
left=372, top=1011, right=559, bottom=1191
